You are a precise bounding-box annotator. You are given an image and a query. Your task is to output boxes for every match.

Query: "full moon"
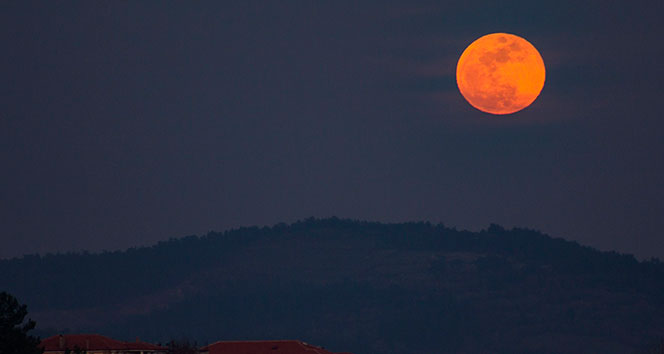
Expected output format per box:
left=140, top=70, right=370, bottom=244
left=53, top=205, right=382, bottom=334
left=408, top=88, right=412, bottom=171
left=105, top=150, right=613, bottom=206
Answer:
left=456, top=33, right=545, bottom=115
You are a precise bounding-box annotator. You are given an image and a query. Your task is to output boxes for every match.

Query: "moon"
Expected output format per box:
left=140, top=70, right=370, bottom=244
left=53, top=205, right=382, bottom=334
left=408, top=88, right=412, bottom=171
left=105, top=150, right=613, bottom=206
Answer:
left=456, top=33, right=545, bottom=115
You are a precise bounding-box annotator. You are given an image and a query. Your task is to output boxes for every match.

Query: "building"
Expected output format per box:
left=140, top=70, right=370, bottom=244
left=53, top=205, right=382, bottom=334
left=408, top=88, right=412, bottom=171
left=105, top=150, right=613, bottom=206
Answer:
left=200, top=340, right=352, bottom=354
left=41, top=334, right=167, bottom=354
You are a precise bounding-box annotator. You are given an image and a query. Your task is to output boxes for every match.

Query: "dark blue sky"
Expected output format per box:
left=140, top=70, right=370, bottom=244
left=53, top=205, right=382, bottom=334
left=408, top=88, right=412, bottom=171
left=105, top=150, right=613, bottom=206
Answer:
left=2, top=1, right=663, bottom=259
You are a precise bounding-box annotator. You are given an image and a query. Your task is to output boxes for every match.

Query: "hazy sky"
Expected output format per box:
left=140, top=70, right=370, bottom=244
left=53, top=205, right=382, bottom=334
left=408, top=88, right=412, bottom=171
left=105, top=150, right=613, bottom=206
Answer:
left=2, top=1, right=663, bottom=259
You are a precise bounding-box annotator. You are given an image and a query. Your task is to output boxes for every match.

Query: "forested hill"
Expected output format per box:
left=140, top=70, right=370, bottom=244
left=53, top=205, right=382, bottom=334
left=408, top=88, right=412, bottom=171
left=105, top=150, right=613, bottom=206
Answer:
left=2, top=218, right=664, bottom=354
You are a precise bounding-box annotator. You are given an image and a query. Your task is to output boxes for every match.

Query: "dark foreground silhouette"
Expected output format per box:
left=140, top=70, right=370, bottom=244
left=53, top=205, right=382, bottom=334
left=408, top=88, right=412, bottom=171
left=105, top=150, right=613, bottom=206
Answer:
left=2, top=218, right=664, bottom=353
left=0, top=292, right=43, bottom=354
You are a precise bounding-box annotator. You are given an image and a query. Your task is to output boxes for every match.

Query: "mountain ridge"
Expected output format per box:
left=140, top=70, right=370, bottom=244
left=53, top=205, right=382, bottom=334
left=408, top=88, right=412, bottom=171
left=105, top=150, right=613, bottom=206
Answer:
left=2, top=218, right=664, bottom=353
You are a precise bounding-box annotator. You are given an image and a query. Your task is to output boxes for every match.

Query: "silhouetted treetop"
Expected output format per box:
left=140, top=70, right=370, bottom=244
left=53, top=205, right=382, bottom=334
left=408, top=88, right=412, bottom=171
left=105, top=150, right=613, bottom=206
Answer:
left=0, top=291, right=43, bottom=354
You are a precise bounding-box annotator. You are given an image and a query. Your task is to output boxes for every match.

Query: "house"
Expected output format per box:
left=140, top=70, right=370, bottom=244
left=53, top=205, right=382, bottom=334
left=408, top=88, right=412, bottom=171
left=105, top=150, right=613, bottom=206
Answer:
left=41, top=334, right=167, bottom=354
left=199, top=340, right=352, bottom=354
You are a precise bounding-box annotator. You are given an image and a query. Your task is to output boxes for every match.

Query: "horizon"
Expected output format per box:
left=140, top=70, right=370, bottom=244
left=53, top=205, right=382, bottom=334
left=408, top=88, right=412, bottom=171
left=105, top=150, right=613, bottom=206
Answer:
left=3, top=217, right=655, bottom=262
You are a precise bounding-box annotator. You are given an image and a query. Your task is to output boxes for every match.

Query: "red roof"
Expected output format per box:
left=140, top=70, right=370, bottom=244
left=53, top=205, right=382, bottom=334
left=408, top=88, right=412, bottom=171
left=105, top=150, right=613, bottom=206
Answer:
left=200, top=340, right=349, bottom=354
left=41, top=334, right=165, bottom=351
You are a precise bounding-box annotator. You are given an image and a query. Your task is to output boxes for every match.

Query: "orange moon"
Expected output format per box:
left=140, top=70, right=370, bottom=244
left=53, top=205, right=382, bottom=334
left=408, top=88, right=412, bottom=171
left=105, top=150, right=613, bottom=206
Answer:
left=456, top=33, right=545, bottom=115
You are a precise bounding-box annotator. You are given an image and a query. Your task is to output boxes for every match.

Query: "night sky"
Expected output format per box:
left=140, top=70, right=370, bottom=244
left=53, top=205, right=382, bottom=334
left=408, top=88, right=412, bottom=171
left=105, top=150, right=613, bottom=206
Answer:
left=2, top=1, right=663, bottom=259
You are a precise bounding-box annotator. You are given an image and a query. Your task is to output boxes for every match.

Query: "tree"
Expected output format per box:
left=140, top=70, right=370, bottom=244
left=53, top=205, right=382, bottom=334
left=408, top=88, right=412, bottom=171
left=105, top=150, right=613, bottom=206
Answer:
left=166, top=338, right=198, bottom=354
left=0, top=291, right=43, bottom=354
left=64, top=346, right=86, bottom=354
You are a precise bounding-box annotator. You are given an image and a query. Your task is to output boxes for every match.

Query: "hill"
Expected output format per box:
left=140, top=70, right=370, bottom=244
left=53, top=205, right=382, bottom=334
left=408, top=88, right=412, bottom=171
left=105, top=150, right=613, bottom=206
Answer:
left=2, top=218, right=664, bottom=353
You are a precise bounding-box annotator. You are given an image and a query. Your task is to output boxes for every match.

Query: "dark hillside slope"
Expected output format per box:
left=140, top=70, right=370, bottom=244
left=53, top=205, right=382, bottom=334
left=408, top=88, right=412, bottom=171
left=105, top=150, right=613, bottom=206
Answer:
left=2, top=218, right=664, bottom=353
